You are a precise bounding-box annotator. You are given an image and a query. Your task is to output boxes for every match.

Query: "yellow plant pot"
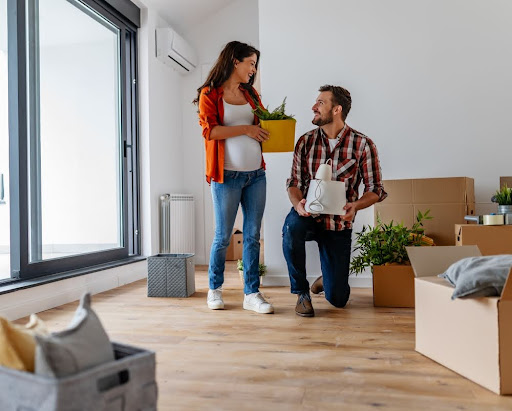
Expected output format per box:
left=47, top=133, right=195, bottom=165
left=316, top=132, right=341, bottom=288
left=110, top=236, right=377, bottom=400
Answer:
left=260, top=119, right=296, bottom=153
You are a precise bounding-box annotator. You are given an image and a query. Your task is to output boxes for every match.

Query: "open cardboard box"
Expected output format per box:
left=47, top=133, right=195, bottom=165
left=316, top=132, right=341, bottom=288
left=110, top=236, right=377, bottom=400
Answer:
left=406, top=246, right=512, bottom=395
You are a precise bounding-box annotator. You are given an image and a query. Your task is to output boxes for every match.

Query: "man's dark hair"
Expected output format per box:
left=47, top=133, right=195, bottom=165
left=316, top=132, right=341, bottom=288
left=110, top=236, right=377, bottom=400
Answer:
left=319, top=85, right=352, bottom=121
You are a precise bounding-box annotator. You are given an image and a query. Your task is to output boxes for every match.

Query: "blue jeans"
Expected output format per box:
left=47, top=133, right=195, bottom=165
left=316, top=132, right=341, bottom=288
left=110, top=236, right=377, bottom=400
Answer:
left=282, top=208, right=352, bottom=308
left=209, top=168, right=266, bottom=294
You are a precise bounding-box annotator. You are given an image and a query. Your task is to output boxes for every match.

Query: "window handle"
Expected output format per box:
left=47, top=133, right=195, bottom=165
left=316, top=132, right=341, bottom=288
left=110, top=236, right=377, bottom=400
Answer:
left=0, top=173, right=5, bottom=205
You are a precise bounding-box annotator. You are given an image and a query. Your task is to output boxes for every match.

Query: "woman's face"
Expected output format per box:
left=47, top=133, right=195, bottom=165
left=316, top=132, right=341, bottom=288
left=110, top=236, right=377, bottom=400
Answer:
left=233, top=53, right=258, bottom=84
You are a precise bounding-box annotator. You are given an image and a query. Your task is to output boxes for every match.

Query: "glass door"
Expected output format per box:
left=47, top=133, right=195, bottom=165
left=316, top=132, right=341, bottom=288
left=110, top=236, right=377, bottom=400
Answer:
left=2, top=0, right=139, bottom=281
left=27, top=0, right=123, bottom=264
left=0, top=0, right=10, bottom=280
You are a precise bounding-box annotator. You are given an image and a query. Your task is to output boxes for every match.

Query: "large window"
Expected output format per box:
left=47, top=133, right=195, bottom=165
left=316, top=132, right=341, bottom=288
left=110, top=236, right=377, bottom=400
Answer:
left=3, top=0, right=140, bottom=281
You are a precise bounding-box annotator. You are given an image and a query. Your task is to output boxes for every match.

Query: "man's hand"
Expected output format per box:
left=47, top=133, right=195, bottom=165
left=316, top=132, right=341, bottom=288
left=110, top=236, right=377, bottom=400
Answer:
left=342, top=202, right=357, bottom=221
left=295, top=199, right=311, bottom=217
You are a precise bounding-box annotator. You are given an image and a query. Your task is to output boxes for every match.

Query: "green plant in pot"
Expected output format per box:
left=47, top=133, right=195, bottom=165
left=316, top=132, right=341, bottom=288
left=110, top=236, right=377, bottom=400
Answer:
left=350, top=209, right=434, bottom=275
left=491, top=184, right=512, bottom=215
left=350, top=210, right=434, bottom=308
left=237, top=259, right=267, bottom=284
left=252, top=97, right=296, bottom=153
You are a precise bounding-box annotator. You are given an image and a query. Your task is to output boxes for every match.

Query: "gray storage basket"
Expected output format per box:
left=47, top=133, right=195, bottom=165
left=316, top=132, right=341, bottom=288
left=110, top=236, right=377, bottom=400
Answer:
left=147, top=253, right=195, bottom=297
left=0, top=342, right=157, bottom=411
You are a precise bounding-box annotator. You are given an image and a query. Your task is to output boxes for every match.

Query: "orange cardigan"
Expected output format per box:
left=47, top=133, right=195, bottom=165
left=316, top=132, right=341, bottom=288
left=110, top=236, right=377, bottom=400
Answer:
left=198, top=85, right=265, bottom=184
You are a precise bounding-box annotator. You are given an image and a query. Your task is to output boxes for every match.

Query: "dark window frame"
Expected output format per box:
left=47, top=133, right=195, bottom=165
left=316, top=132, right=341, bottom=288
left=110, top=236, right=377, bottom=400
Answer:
left=6, top=0, right=140, bottom=281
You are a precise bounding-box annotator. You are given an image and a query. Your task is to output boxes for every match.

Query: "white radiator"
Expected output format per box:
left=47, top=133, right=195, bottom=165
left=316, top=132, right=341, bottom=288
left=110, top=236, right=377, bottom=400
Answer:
left=159, top=194, right=195, bottom=254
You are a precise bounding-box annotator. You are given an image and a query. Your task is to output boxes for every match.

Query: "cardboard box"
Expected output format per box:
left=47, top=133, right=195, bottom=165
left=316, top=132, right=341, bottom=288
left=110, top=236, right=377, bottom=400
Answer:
left=406, top=246, right=512, bottom=395
left=225, top=230, right=243, bottom=261
left=375, top=177, right=475, bottom=245
left=455, top=224, right=512, bottom=255
left=500, top=176, right=512, bottom=189
left=372, top=265, right=415, bottom=308
left=416, top=203, right=475, bottom=246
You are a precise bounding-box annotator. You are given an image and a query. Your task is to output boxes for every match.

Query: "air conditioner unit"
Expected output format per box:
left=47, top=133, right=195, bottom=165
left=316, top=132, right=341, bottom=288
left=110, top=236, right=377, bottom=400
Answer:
left=155, top=27, right=198, bottom=74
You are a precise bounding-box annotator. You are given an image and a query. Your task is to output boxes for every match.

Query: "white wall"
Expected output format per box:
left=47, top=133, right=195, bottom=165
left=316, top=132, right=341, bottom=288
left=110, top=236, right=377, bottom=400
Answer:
left=259, top=0, right=512, bottom=285
left=181, top=0, right=260, bottom=264
left=138, top=4, right=186, bottom=256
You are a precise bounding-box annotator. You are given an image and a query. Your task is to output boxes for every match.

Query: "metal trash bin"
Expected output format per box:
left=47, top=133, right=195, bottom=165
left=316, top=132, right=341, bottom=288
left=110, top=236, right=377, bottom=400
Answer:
left=0, top=342, right=157, bottom=411
left=147, top=253, right=195, bottom=297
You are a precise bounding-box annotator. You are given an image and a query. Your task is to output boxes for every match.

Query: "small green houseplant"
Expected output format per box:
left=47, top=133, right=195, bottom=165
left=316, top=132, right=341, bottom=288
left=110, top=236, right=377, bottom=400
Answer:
left=237, top=259, right=267, bottom=283
left=252, top=97, right=296, bottom=153
left=491, top=184, right=512, bottom=215
left=252, top=97, right=295, bottom=121
left=492, top=184, right=512, bottom=205
left=352, top=210, right=434, bottom=308
left=350, top=210, right=434, bottom=275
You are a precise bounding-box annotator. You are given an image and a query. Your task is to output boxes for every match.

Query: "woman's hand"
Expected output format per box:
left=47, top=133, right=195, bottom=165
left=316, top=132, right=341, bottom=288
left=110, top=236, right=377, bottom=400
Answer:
left=245, top=125, right=270, bottom=142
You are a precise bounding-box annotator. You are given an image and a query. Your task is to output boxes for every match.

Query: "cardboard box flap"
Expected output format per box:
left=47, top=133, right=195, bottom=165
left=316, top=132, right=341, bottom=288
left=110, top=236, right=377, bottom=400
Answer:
left=501, top=268, right=512, bottom=301
left=405, top=246, right=481, bottom=278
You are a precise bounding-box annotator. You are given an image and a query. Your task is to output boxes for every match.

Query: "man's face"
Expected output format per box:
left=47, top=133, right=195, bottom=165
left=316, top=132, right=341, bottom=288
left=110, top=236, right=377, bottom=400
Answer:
left=312, top=91, right=335, bottom=126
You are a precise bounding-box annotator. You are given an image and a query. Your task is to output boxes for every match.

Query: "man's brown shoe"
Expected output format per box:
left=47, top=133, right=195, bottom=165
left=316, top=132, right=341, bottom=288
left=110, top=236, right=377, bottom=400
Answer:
left=310, top=275, right=324, bottom=294
left=295, top=293, right=315, bottom=317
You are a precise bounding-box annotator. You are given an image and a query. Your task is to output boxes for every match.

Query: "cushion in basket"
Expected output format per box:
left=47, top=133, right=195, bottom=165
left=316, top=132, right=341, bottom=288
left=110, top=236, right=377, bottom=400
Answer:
left=35, top=293, right=114, bottom=378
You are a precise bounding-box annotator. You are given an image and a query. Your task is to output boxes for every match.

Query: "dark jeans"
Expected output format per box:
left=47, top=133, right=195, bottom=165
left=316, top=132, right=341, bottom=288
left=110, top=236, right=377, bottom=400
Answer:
left=282, top=208, right=352, bottom=308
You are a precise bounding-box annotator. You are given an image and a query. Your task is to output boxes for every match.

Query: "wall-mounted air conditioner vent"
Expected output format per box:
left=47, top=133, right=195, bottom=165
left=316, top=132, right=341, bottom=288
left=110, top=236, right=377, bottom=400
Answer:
left=155, top=27, right=198, bottom=74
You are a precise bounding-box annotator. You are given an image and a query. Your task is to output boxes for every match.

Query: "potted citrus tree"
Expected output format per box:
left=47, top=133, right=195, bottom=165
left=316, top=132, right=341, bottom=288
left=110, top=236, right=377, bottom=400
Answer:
left=253, top=97, right=296, bottom=153
left=491, top=184, right=512, bottom=215
left=350, top=210, right=434, bottom=308
left=237, top=259, right=267, bottom=285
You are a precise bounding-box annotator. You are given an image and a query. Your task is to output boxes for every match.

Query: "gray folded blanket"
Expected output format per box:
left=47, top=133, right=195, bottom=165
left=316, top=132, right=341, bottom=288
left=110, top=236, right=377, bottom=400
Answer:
left=438, top=255, right=512, bottom=299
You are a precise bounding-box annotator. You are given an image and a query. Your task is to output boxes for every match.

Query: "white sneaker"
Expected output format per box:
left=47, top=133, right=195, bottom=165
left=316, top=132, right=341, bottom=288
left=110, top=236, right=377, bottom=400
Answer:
left=243, top=292, right=274, bottom=314
left=207, top=288, right=224, bottom=310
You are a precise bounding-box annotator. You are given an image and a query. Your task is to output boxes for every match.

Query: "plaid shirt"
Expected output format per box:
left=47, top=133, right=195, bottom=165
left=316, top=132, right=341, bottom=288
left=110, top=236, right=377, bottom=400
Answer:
left=286, top=124, right=387, bottom=231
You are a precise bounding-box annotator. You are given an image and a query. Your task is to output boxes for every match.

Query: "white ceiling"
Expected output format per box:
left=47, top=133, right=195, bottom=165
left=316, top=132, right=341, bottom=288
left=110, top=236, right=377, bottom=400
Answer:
left=145, top=0, right=236, bottom=34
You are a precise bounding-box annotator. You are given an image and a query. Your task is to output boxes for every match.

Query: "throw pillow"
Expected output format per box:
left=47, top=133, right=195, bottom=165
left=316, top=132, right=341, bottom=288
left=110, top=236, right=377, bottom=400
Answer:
left=439, top=254, right=512, bottom=299
left=35, top=293, right=115, bottom=378
left=0, top=314, right=48, bottom=372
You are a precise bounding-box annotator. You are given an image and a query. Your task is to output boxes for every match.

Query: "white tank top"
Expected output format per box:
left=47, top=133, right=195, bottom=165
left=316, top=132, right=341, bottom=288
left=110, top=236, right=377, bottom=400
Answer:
left=222, top=101, right=262, bottom=171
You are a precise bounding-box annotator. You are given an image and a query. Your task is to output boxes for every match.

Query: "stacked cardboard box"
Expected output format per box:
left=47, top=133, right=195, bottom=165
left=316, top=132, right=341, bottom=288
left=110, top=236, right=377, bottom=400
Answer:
left=375, top=177, right=475, bottom=245
left=455, top=224, right=512, bottom=255
left=501, top=176, right=512, bottom=188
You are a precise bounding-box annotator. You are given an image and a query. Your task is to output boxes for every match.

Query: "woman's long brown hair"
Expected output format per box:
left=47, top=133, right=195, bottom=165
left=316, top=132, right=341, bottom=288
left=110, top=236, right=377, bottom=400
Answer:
left=193, top=41, right=260, bottom=105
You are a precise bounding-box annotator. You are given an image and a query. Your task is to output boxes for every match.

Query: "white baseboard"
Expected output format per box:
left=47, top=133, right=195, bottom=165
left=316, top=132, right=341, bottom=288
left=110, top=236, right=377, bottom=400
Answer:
left=0, top=261, right=147, bottom=321
left=262, top=274, right=372, bottom=288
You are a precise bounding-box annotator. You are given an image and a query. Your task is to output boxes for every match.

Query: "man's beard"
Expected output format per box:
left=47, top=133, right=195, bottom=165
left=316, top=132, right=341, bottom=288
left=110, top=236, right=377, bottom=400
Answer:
left=312, top=112, right=333, bottom=126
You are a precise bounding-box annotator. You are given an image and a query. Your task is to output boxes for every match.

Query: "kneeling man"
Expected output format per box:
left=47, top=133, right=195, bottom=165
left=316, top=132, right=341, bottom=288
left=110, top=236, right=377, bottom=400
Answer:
left=282, top=85, right=387, bottom=317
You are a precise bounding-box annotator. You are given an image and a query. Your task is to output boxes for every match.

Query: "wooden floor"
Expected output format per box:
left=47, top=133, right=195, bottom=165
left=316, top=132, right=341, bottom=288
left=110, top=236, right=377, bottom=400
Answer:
left=20, top=262, right=512, bottom=410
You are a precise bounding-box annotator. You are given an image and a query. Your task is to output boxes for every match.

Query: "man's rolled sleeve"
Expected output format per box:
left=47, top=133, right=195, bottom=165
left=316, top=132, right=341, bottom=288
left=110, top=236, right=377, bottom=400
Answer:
left=361, top=139, right=387, bottom=202
left=198, top=90, right=219, bottom=141
left=286, top=137, right=306, bottom=192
